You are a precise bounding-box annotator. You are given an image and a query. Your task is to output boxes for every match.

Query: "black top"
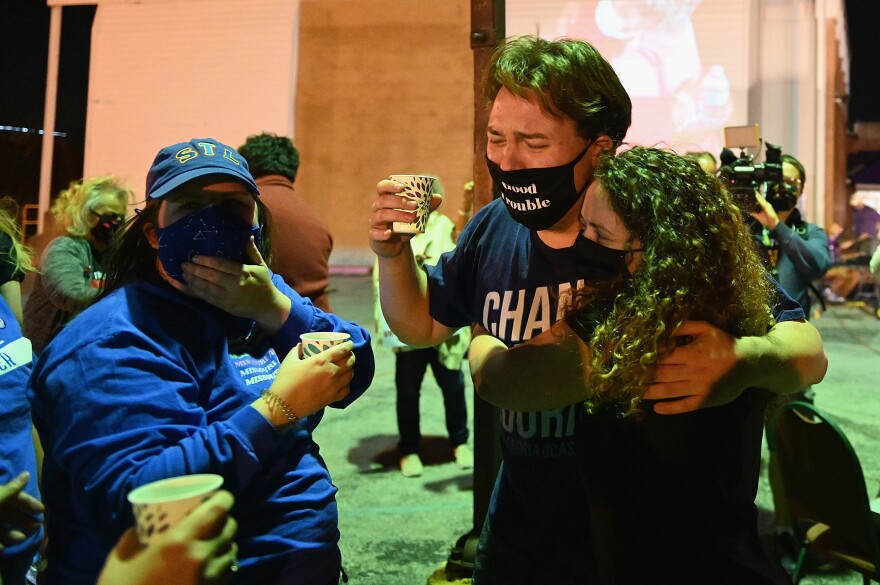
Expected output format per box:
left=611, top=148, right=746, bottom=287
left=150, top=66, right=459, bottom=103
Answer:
left=0, top=232, right=24, bottom=285
left=565, top=300, right=797, bottom=584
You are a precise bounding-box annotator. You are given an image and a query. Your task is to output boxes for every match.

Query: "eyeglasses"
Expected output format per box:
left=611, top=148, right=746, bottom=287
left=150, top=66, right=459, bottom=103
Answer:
left=90, top=210, right=125, bottom=223
left=783, top=178, right=803, bottom=188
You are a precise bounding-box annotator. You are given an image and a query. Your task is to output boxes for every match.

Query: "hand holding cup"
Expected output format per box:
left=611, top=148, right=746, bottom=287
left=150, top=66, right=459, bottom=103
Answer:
left=388, top=174, right=436, bottom=235
left=370, top=175, right=443, bottom=258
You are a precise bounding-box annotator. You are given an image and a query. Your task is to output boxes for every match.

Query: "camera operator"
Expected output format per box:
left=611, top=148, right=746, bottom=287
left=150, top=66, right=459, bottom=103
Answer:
left=748, top=154, right=832, bottom=318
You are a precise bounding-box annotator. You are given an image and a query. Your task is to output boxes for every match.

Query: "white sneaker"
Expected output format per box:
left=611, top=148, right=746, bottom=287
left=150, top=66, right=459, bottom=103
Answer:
left=454, top=444, right=473, bottom=469
left=400, top=453, right=423, bottom=477
left=822, top=288, right=846, bottom=304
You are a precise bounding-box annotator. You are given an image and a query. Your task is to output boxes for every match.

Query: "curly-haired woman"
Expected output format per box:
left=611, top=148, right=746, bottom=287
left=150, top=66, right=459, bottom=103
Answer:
left=23, top=175, right=130, bottom=354
left=471, top=146, right=815, bottom=584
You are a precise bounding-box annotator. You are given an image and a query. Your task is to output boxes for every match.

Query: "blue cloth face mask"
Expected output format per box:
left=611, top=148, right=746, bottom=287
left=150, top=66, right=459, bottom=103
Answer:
left=155, top=204, right=262, bottom=283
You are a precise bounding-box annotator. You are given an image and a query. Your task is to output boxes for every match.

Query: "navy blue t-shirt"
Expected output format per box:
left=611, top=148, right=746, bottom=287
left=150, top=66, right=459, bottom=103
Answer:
left=427, top=199, right=608, bottom=582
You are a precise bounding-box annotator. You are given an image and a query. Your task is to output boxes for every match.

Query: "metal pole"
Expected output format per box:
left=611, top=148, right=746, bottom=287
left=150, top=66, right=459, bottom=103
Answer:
left=38, top=5, right=62, bottom=235
left=445, top=0, right=504, bottom=578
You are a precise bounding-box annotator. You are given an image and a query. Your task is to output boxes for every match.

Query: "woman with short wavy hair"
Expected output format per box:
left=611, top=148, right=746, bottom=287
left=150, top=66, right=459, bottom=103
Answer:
left=23, top=175, right=130, bottom=354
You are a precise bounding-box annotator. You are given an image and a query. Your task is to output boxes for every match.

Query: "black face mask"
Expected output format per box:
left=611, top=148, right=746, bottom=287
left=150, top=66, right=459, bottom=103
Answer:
left=571, top=234, right=632, bottom=282
left=486, top=144, right=591, bottom=231
left=765, top=182, right=799, bottom=213
left=90, top=213, right=123, bottom=243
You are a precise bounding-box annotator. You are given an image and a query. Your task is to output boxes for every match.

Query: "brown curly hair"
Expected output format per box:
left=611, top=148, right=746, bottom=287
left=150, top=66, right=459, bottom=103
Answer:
left=571, top=146, right=776, bottom=415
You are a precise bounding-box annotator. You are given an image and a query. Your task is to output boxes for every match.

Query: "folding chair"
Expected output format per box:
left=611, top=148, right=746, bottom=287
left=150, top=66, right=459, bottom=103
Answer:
left=768, top=401, right=880, bottom=584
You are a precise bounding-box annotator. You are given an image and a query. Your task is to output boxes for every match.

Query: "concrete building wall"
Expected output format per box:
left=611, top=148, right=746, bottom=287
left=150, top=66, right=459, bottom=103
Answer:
left=294, top=0, right=473, bottom=266
left=84, top=0, right=301, bottom=199
left=81, top=0, right=473, bottom=268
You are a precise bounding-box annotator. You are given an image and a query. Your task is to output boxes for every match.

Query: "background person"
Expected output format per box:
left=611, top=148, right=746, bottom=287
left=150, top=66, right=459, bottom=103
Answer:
left=0, top=201, right=42, bottom=585
left=238, top=133, right=334, bottom=311
left=684, top=150, right=717, bottom=174
left=820, top=222, right=859, bottom=303
left=453, top=181, right=475, bottom=240
left=0, top=289, right=43, bottom=585
left=748, top=153, right=831, bottom=317
left=0, top=198, right=35, bottom=325
left=23, top=175, right=130, bottom=354
left=369, top=35, right=826, bottom=584
left=373, top=181, right=472, bottom=477
left=842, top=192, right=880, bottom=256
left=470, top=146, right=801, bottom=584
left=27, top=138, right=374, bottom=585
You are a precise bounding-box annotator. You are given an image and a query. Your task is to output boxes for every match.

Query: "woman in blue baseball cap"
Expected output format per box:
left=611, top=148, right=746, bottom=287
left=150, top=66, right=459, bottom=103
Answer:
left=28, top=138, right=375, bottom=585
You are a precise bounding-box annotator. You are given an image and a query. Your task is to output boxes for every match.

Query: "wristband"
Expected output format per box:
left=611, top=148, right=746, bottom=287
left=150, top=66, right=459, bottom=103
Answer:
left=260, top=389, right=300, bottom=425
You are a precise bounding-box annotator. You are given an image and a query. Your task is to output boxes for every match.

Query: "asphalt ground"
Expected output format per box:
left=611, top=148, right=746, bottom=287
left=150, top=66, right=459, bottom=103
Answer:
left=317, top=275, right=879, bottom=585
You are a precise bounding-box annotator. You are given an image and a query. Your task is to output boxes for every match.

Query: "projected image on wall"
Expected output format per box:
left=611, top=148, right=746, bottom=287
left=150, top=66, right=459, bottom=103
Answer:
left=507, top=0, right=749, bottom=157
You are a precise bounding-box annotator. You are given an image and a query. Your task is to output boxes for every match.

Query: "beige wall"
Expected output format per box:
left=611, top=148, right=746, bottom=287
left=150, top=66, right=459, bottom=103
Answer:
left=84, top=0, right=301, bottom=199
left=81, top=0, right=473, bottom=267
left=295, top=0, right=474, bottom=266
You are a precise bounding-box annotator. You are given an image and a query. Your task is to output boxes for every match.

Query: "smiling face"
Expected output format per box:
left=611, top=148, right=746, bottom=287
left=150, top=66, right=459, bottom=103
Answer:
left=581, top=181, right=643, bottom=272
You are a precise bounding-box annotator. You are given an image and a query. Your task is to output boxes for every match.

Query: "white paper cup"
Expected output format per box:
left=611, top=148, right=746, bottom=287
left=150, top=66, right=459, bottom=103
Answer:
left=389, top=174, right=435, bottom=234
left=127, top=474, right=223, bottom=545
left=300, top=331, right=351, bottom=357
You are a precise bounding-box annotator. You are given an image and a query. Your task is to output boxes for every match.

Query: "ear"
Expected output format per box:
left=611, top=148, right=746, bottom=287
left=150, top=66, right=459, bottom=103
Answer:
left=143, top=222, right=159, bottom=250
left=590, top=135, right=614, bottom=162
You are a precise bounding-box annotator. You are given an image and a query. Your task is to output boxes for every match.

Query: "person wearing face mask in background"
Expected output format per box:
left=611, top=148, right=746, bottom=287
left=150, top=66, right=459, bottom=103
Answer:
left=470, top=147, right=795, bottom=584
left=27, top=138, right=374, bottom=585
left=748, top=154, right=831, bottom=319
left=23, top=175, right=130, bottom=354
left=370, top=36, right=826, bottom=584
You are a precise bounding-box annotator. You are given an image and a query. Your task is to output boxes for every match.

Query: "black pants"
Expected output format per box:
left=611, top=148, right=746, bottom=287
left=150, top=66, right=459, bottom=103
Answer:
left=395, top=348, right=469, bottom=455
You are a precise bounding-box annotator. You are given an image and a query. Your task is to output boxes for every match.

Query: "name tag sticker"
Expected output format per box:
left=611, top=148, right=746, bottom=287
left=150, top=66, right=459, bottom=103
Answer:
left=0, top=337, right=33, bottom=375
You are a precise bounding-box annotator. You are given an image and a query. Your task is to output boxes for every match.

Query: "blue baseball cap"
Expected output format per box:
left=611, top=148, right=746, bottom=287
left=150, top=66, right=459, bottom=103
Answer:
left=146, top=138, right=260, bottom=199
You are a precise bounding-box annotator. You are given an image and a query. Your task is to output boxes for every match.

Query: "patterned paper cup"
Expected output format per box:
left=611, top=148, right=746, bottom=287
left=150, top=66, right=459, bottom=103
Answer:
left=389, top=174, right=435, bottom=234
left=300, top=332, right=352, bottom=357
left=127, top=474, right=223, bottom=545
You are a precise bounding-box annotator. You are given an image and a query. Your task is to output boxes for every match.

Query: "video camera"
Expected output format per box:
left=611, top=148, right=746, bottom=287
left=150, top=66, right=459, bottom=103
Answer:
left=717, top=125, right=798, bottom=213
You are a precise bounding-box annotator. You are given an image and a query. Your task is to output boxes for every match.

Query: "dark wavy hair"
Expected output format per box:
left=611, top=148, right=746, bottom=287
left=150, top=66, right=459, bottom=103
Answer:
left=238, top=133, right=300, bottom=182
left=100, top=200, right=162, bottom=296
left=571, top=146, right=776, bottom=415
left=482, top=36, right=632, bottom=146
